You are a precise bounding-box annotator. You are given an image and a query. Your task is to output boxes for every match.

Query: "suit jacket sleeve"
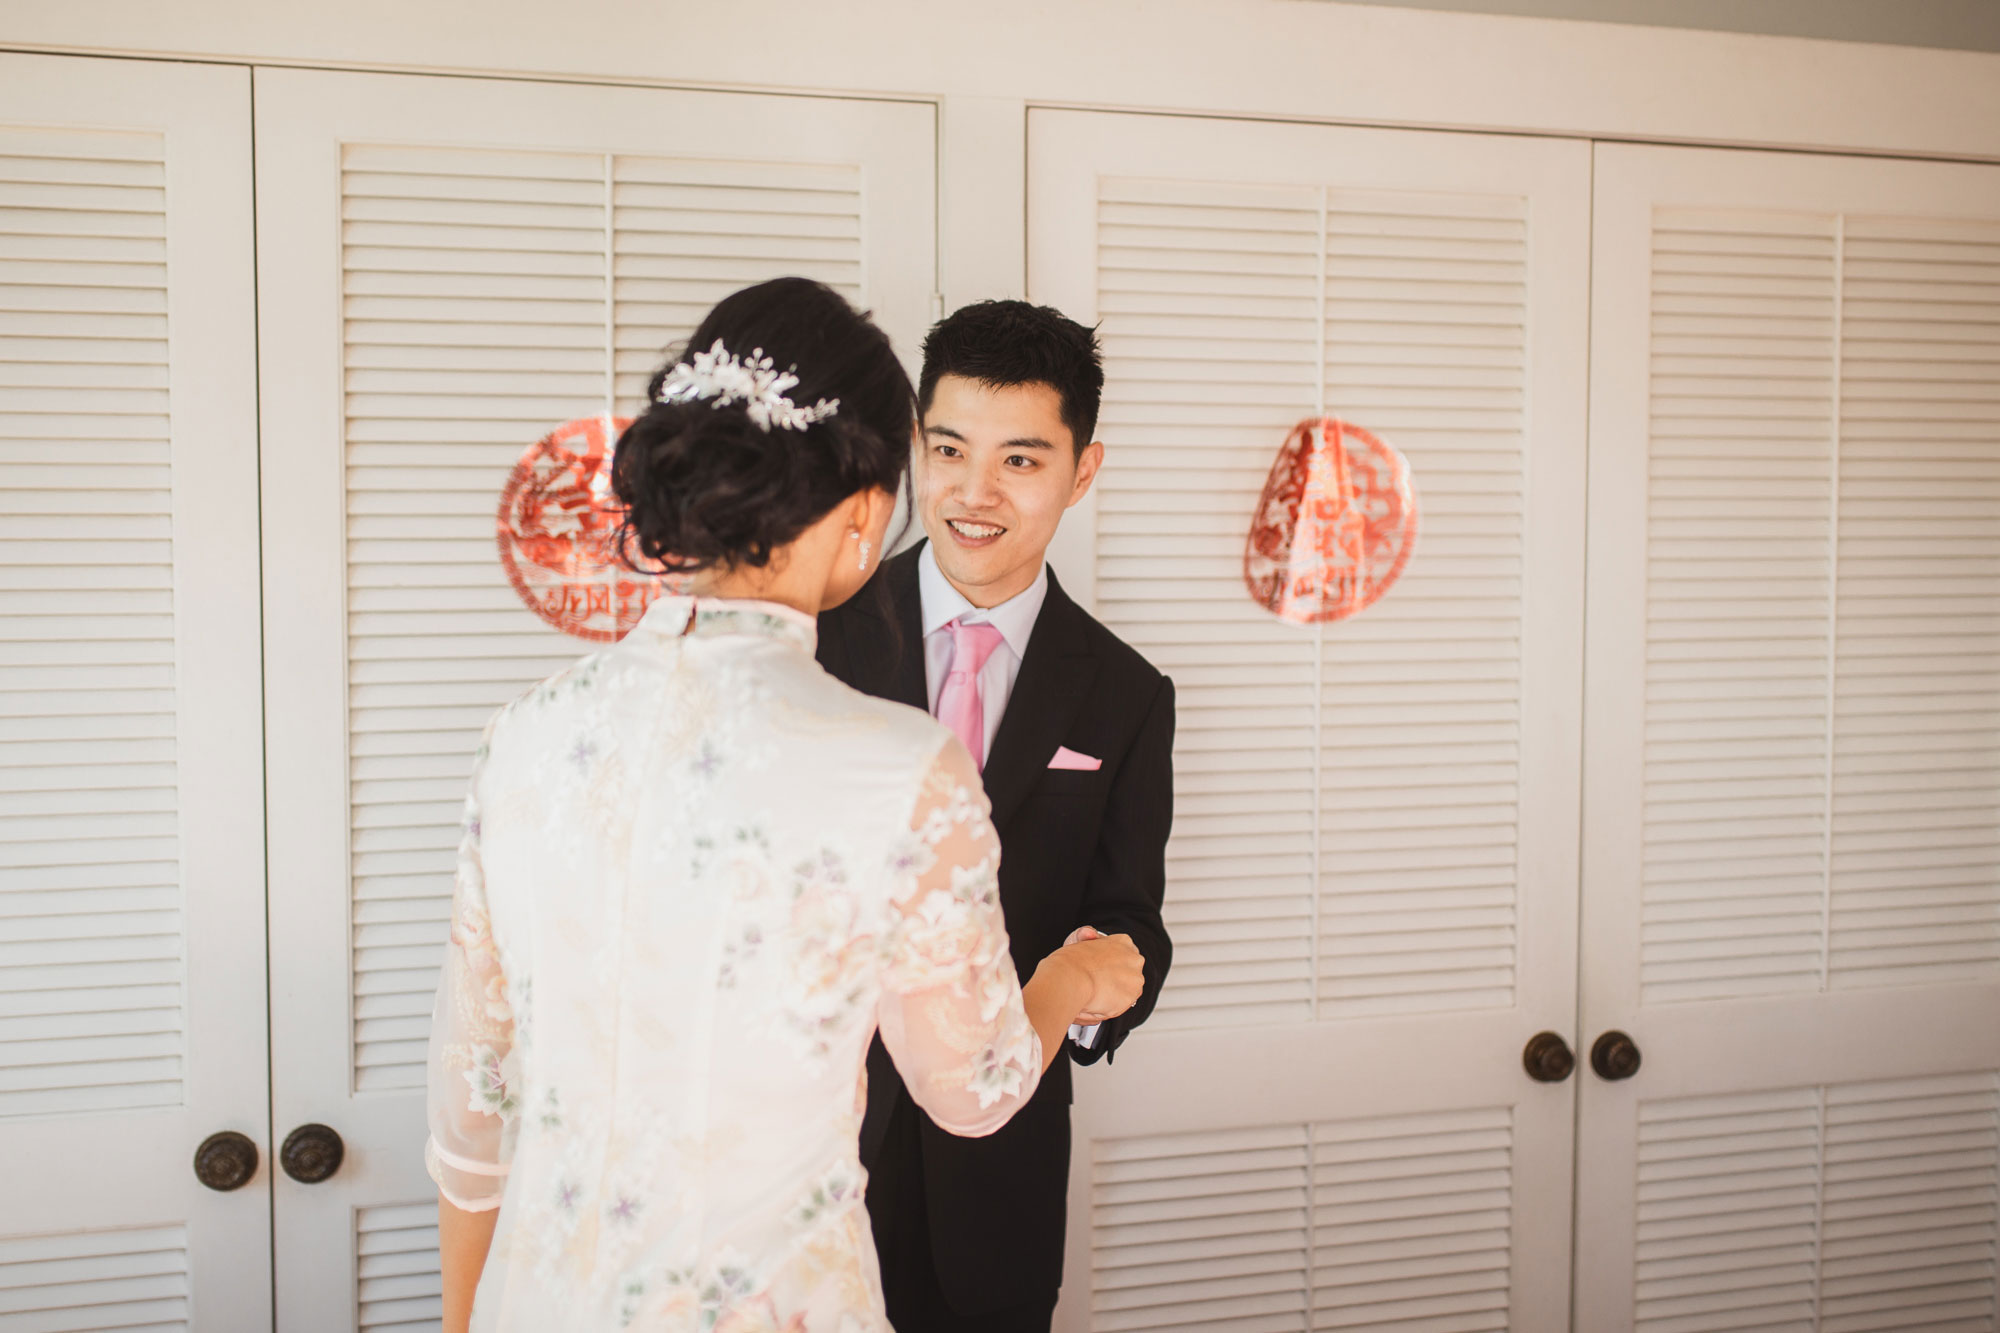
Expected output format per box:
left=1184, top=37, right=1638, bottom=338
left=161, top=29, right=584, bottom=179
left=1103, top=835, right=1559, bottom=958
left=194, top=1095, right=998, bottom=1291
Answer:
left=1069, top=673, right=1175, bottom=1066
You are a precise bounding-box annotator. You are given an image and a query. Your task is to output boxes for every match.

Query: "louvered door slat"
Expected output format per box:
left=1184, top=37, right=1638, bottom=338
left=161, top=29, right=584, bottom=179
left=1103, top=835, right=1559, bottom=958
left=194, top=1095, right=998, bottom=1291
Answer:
left=1637, top=198, right=2000, bottom=1002
left=1095, top=178, right=1322, bottom=1028
left=1635, top=1074, right=2000, bottom=1333
left=1820, top=1074, right=2000, bottom=1333
left=1094, top=178, right=1532, bottom=1027
left=0, top=126, right=184, bottom=1119
left=1640, top=207, right=1840, bottom=998
left=1092, top=1125, right=1312, bottom=1333
left=1312, top=1108, right=1513, bottom=1332
left=341, top=143, right=604, bottom=1089
left=0, top=1224, right=189, bottom=1331
left=1319, top=193, right=1526, bottom=1020
left=1637, top=205, right=2000, bottom=1001
left=1832, top=216, right=2000, bottom=989
left=1634, top=1088, right=1821, bottom=1333
left=1088, top=1110, right=1519, bottom=1333
left=356, top=1203, right=441, bottom=1332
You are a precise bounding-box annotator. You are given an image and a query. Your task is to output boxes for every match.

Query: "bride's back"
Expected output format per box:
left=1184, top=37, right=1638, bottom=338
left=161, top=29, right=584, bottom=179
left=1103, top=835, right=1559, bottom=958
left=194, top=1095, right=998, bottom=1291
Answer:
left=465, top=594, right=948, bottom=1289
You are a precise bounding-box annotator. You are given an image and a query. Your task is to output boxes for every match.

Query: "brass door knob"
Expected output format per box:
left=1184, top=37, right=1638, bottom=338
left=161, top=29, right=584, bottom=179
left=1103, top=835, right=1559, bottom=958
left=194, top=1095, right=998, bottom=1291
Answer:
left=1522, top=1031, right=1576, bottom=1083
left=280, top=1123, right=345, bottom=1183
left=193, top=1131, right=259, bottom=1191
left=1590, top=1030, right=1642, bottom=1081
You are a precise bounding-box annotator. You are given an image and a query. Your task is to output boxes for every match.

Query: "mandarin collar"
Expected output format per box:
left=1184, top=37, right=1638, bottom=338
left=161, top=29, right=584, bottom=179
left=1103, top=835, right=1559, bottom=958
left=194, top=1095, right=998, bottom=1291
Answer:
left=632, top=594, right=818, bottom=655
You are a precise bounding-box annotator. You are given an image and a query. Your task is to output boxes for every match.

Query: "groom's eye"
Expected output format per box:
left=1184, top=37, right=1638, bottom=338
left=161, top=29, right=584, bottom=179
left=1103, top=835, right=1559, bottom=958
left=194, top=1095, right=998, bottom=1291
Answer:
left=1006, top=454, right=1036, bottom=470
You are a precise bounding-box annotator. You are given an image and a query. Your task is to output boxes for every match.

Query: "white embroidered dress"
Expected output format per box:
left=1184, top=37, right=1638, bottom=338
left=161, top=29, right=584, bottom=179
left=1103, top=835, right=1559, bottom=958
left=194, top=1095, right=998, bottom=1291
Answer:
left=425, top=596, right=1042, bottom=1331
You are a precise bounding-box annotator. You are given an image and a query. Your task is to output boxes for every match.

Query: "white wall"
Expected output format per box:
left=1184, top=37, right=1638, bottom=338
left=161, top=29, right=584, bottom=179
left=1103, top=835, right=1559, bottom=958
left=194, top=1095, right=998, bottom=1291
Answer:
left=5, top=0, right=2000, bottom=161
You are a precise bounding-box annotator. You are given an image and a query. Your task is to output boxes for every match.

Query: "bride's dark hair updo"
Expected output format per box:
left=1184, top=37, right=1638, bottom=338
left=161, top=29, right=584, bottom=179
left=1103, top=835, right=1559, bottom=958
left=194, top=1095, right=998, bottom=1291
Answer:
left=613, top=276, right=916, bottom=573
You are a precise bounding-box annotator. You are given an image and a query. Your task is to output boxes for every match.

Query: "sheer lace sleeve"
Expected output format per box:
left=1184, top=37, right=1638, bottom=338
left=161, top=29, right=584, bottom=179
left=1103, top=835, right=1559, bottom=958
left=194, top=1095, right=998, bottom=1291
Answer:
left=877, top=737, right=1042, bottom=1137
left=424, top=735, right=516, bottom=1211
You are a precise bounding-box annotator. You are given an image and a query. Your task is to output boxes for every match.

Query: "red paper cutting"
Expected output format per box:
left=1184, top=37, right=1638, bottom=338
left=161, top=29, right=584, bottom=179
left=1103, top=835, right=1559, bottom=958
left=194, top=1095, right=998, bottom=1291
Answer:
left=497, top=415, right=670, bottom=642
left=1244, top=417, right=1417, bottom=624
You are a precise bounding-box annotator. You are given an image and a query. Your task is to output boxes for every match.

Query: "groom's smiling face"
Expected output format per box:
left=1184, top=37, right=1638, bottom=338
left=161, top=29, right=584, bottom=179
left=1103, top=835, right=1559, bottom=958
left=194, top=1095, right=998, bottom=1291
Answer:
left=917, top=374, right=1103, bottom=609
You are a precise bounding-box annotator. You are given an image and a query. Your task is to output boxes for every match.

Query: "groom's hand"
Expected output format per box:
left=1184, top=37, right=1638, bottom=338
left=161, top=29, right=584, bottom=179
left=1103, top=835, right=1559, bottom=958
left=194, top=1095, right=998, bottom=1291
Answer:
left=1052, top=926, right=1144, bottom=1024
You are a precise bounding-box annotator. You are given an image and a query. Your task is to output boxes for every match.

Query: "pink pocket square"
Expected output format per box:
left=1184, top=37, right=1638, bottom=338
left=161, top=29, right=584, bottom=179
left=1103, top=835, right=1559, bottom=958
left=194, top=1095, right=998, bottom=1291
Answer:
left=1049, top=746, right=1102, bottom=771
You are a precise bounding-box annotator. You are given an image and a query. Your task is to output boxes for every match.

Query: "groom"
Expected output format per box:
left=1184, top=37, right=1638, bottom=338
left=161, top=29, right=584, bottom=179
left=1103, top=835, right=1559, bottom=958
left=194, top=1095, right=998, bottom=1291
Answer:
left=818, top=301, right=1176, bottom=1331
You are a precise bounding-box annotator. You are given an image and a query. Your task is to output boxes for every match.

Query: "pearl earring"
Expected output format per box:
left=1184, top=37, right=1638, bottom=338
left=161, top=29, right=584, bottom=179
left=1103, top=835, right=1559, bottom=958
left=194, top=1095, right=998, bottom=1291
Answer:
left=858, top=538, right=872, bottom=571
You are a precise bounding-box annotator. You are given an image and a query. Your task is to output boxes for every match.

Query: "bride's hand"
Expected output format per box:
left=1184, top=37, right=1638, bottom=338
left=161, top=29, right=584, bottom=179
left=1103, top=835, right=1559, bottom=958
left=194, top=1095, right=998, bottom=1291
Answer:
left=1052, top=926, right=1144, bottom=1024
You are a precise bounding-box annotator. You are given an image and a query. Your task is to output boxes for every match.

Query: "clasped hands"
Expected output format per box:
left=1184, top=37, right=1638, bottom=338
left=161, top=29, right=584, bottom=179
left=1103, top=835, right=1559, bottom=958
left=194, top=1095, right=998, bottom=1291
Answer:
left=1043, top=925, right=1145, bottom=1026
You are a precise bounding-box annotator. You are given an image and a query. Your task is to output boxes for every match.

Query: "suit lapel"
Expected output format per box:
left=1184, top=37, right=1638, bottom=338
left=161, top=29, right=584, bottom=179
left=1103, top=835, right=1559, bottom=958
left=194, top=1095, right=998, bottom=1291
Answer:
left=848, top=546, right=927, bottom=712
left=982, top=570, right=1097, bottom=832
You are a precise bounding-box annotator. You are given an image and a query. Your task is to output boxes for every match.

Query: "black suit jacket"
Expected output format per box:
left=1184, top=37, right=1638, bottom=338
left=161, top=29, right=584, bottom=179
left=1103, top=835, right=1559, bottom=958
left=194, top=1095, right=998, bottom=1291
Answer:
left=817, top=543, right=1175, bottom=1311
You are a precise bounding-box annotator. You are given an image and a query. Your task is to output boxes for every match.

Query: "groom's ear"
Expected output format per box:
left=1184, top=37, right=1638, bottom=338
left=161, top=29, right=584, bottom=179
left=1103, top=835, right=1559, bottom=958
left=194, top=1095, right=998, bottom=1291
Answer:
left=1067, top=439, right=1105, bottom=510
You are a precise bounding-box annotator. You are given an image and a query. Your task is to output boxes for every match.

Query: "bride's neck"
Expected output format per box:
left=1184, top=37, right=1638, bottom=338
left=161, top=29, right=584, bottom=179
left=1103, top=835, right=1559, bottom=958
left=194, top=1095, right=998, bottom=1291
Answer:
left=682, top=500, right=856, bottom=619
left=688, top=544, right=832, bottom=620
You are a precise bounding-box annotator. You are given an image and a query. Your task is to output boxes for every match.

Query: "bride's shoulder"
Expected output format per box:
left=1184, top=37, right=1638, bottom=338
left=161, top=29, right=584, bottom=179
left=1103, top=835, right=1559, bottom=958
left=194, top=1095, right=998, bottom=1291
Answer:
left=477, top=649, right=620, bottom=745
left=790, top=662, right=955, bottom=767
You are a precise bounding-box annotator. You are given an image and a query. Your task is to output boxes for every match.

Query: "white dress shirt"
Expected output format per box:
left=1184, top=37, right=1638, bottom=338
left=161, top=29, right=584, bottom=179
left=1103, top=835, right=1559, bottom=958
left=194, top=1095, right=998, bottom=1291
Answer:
left=918, top=542, right=1049, bottom=760
left=916, top=543, right=1100, bottom=1048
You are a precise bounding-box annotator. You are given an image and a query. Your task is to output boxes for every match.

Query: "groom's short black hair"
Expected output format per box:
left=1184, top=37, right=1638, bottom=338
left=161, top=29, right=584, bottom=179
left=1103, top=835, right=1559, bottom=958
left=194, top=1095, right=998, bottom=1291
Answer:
left=918, top=300, right=1104, bottom=457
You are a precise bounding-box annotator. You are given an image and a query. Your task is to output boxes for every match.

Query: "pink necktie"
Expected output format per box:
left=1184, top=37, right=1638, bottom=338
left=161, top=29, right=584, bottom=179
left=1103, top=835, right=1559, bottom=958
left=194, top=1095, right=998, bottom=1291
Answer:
left=936, top=618, right=1006, bottom=770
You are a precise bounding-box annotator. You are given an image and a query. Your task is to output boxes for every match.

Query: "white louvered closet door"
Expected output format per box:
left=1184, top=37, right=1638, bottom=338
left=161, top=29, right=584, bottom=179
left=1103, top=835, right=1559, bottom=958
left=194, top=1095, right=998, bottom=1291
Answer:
left=1029, top=110, right=1589, bottom=1333
left=251, top=67, right=933, bottom=1329
left=0, top=54, right=269, bottom=1327
left=1577, top=143, right=2000, bottom=1331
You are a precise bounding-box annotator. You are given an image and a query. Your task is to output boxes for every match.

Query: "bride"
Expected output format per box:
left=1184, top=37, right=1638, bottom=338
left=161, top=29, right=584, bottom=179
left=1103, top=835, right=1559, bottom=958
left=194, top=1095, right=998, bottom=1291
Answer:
left=426, top=276, right=1146, bottom=1331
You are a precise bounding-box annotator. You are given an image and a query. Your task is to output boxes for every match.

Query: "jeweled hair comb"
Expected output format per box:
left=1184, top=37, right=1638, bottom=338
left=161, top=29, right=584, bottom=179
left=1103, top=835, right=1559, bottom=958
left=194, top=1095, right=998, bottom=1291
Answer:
left=654, top=340, right=841, bottom=432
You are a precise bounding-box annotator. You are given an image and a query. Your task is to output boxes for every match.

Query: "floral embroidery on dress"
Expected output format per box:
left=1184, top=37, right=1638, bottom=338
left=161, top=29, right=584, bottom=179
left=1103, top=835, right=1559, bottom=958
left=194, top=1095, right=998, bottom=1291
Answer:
left=528, top=652, right=608, bottom=708
left=695, top=1254, right=764, bottom=1332
left=787, top=1159, right=863, bottom=1229
left=880, top=764, right=1041, bottom=1110
left=777, top=849, right=877, bottom=1062
left=463, top=1042, right=518, bottom=1117
left=883, top=826, right=937, bottom=884
left=436, top=759, right=522, bottom=1129
left=716, top=920, right=765, bottom=990
left=604, top=1192, right=645, bottom=1228
left=510, top=975, right=534, bottom=1048
left=688, top=603, right=817, bottom=651
left=695, top=822, right=774, bottom=886
left=621, top=1251, right=764, bottom=1331
left=968, top=1033, right=1033, bottom=1107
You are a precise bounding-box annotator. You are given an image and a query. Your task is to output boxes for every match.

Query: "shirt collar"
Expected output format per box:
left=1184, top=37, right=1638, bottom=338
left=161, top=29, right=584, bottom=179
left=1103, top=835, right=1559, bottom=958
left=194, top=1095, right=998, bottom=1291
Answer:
left=918, top=541, right=1048, bottom=660
left=632, top=594, right=818, bottom=654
